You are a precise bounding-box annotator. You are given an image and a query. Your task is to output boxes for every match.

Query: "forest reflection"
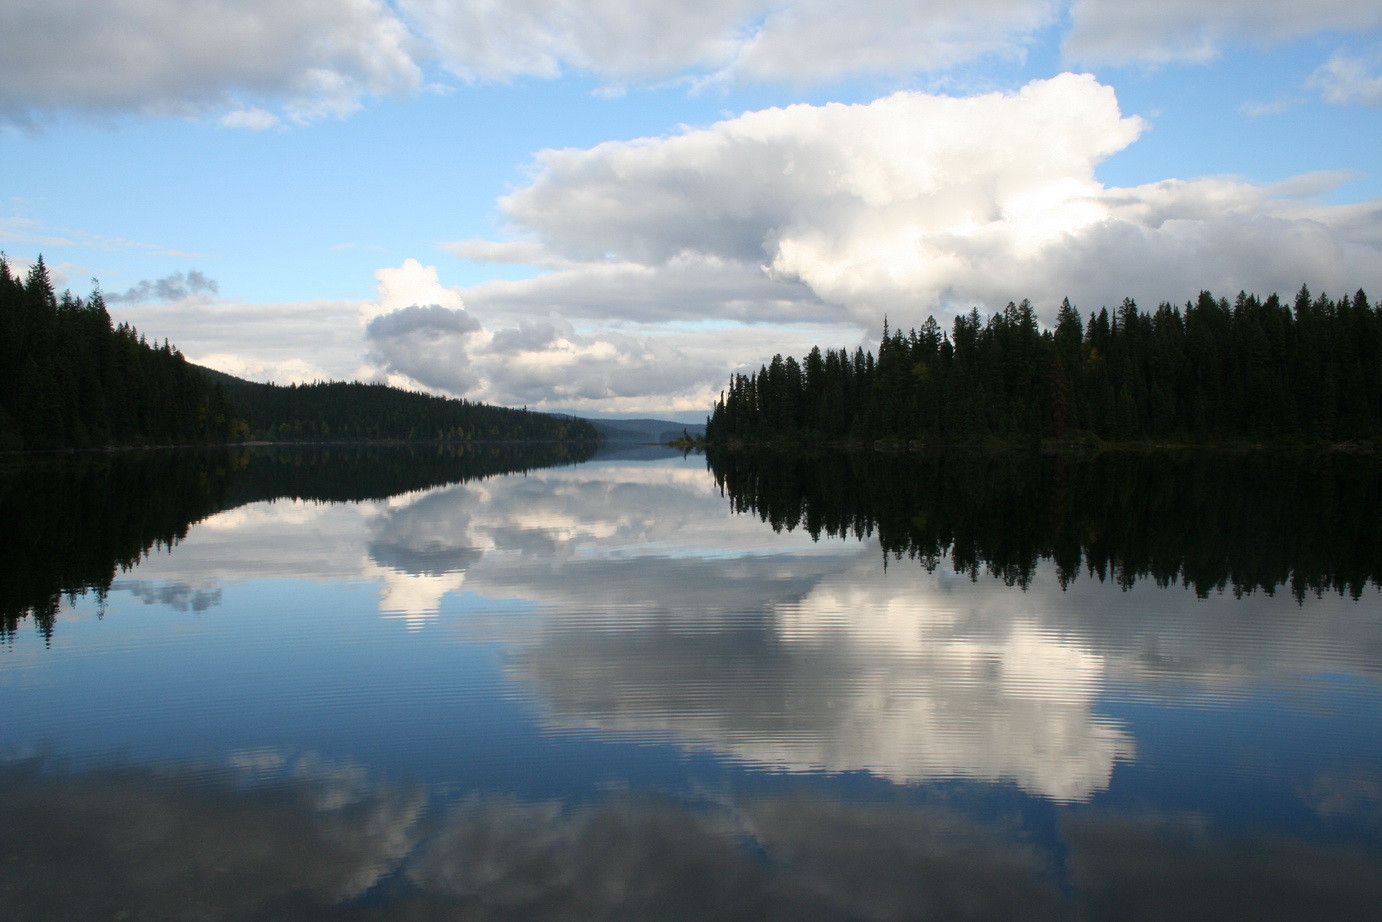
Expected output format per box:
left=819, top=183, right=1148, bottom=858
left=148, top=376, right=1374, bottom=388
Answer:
left=0, top=442, right=596, bottom=642
left=707, top=448, right=1382, bottom=599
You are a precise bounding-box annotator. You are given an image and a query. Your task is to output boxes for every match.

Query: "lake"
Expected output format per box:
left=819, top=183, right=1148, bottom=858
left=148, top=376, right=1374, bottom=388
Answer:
left=3, top=445, right=1380, bottom=920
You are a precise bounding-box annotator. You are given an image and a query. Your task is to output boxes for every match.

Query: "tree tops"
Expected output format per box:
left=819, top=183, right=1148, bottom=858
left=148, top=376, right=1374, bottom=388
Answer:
left=706, top=288, right=1382, bottom=446
left=0, top=255, right=240, bottom=450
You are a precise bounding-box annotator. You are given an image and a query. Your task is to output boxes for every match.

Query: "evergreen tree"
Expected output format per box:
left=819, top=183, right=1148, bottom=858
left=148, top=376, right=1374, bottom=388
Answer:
left=706, top=287, right=1382, bottom=447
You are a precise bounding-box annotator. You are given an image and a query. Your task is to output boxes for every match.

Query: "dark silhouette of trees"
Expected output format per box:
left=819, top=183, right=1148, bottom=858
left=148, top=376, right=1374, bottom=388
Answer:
left=706, top=289, right=1382, bottom=445
left=708, top=448, right=1382, bottom=600
left=0, top=256, right=240, bottom=450
left=201, top=370, right=598, bottom=444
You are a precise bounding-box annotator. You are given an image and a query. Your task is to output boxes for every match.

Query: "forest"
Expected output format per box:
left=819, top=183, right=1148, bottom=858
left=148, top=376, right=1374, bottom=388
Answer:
left=0, top=256, right=598, bottom=450
left=0, top=257, right=241, bottom=450
left=202, top=369, right=598, bottom=444
left=706, top=288, right=1382, bottom=445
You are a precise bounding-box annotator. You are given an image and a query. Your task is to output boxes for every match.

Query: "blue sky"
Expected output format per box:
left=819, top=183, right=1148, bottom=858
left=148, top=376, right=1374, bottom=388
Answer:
left=3, top=1, right=1380, bottom=419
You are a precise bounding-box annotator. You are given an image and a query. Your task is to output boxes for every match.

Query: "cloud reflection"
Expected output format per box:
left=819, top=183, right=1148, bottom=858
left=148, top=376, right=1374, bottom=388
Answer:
left=6, top=753, right=1377, bottom=921
left=111, top=458, right=1378, bottom=802
left=0, top=753, right=424, bottom=919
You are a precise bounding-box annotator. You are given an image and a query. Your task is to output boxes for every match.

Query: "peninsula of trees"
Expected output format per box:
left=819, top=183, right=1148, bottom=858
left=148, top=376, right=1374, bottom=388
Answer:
left=706, top=288, right=1382, bottom=446
left=200, top=369, right=598, bottom=444
left=1, top=256, right=598, bottom=450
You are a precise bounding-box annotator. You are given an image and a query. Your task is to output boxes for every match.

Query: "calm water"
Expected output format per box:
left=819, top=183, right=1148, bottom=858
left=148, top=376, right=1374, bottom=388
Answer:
left=3, top=446, right=1380, bottom=920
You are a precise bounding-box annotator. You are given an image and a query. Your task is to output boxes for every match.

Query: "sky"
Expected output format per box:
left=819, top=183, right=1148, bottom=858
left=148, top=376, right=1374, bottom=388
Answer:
left=2, top=1, right=1381, bottom=420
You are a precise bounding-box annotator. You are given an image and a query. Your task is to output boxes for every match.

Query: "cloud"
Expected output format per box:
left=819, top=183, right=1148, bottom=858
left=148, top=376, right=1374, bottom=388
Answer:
left=3, top=1, right=1381, bottom=124
left=220, top=107, right=281, bottom=131
left=363, top=258, right=766, bottom=412
left=41, top=71, right=1379, bottom=413
left=1064, top=0, right=1382, bottom=64
left=112, top=296, right=366, bottom=384
left=365, top=302, right=482, bottom=339
left=0, top=0, right=1055, bottom=123
left=105, top=269, right=220, bottom=303
left=461, top=74, right=1382, bottom=333
left=1310, top=48, right=1382, bottom=107
left=0, top=0, right=420, bottom=124
left=1238, top=97, right=1297, bottom=117
left=404, top=0, right=1055, bottom=84
left=368, top=305, right=725, bottom=409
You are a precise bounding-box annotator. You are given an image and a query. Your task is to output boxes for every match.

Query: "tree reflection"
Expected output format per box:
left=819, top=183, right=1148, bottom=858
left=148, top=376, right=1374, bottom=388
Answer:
left=708, top=449, right=1382, bottom=599
left=1, top=442, right=596, bottom=643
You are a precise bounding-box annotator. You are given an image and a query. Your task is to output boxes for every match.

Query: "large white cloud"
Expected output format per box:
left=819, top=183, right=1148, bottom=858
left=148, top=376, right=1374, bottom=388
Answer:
left=0, top=0, right=420, bottom=125
left=456, top=74, right=1382, bottom=332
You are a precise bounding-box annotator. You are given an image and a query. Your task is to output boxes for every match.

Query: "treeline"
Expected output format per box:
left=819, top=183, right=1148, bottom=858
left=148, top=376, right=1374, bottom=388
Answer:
left=708, top=448, right=1382, bottom=599
left=0, top=254, right=600, bottom=450
left=706, top=288, right=1382, bottom=445
left=0, top=257, right=241, bottom=450
left=205, top=370, right=599, bottom=444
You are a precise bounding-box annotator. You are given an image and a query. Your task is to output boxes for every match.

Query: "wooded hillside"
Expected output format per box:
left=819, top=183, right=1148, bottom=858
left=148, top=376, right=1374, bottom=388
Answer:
left=201, top=370, right=599, bottom=444
left=0, top=257, right=239, bottom=450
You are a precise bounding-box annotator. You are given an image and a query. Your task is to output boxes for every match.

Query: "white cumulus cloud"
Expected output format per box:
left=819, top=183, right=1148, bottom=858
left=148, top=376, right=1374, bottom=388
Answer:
left=457, top=74, right=1382, bottom=333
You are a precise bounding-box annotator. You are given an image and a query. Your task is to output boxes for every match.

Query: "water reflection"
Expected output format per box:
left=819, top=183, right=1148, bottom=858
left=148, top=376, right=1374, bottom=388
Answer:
left=64, top=452, right=1378, bottom=803
left=1, top=442, right=595, bottom=641
left=708, top=448, right=1382, bottom=598
left=4, top=447, right=1379, bottom=919
left=511, top=566, right=1135, bottom=801
left=0, top=755, right=426, bottom=919
left=5, top=753, right=1380, bottom=921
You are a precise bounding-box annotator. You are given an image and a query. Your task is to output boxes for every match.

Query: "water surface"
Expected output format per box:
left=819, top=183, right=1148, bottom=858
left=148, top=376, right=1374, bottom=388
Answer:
left=2, top=447, right=1380, bottom=919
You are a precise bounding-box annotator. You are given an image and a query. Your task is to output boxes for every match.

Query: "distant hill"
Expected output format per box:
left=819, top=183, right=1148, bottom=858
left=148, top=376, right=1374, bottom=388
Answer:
left=195, top=366, right=599, bottom=444
left=590, top=418, right=706, bottom=443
